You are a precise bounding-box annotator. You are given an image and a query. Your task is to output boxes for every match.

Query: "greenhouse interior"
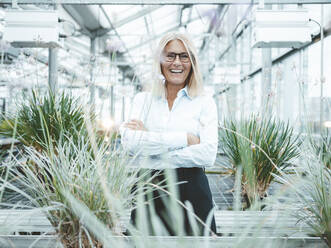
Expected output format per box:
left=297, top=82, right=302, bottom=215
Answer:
left=0, top=0, right=331, bottom=247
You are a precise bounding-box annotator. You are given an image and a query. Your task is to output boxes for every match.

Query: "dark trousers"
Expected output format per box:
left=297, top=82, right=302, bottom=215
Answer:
left=130, top=167, right=217, bottom=236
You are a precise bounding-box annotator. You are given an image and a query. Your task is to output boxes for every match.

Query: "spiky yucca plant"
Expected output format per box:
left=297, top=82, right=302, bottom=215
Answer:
left=310, top=130, right=331, bottom=169
left=219, top=115, right=301, bottom=208
left=0, top=89, right=92, bottom=154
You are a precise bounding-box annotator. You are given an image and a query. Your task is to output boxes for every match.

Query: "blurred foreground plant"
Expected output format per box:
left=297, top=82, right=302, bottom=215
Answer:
left=277, top=157, right=331, bottom=247
left=1, top=141, right=320, bottom=247
left=62, top=181, right=309, bottom=248
left=1, top=138, right=139, bottom=247
left=219, top=115, right=301, bottom=209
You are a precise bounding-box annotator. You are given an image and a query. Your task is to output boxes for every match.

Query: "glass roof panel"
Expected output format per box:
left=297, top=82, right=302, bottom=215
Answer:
left=150, top=6, right=180, bottom=35
left=116, top=17, right=146, bottom=37
left=103, top=5, right=143, bottom=26
left=193, top=5, right=218, bottom=23
left=186, top=19, right=207, bottom=35
left=115, top=22, right=147, bottom=62
left=100, top=4, right=218, bottom=83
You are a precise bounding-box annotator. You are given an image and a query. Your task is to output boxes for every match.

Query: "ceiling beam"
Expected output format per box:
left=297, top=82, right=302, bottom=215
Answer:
left=63, top=5, right=111, bottom=37
left=62, top=5, right=94, bottom=37
left=2, top=0, right=331, bottom=4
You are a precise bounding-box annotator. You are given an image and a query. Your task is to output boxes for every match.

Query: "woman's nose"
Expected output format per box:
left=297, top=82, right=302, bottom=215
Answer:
left=173, top=55, right=182, bottom=65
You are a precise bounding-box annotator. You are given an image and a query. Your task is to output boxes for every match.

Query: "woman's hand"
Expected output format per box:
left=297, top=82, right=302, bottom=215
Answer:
left=124, top=119, right=148, bottom=131
left=187, top=133, right=200, bottom=146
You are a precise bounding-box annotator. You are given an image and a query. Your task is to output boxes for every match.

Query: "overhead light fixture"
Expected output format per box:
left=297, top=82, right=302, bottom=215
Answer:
left=252, top=9, right=312, bottom=48
left=323, top=121, right=331, bottom=128
left=3, top=9, right=60, bottom=48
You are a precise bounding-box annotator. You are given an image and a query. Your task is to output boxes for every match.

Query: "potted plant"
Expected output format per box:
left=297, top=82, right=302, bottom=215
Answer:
left=219, top=115, right=301, bottom=209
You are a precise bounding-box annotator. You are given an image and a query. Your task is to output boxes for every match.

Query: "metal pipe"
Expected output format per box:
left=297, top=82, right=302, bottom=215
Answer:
left=110, top=85, right=114, bottom=119
left=89, top=37, right=96, bottom=105
left=320, top=4, right=324, bottom=133
left=121, top=71, right=125, bottom=122
left=260, top=4, right=272, bottom=117
left=48, top=47, right=58, bottom=94
left=48, top=4, right=58, bottom=94
left=5, top=0, right=331, bottom=5
left=299, top=49, right=303, bottom=133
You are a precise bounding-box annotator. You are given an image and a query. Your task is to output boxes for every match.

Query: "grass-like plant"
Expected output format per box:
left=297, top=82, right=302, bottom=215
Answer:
left=0, top=149, right=5, bottom=178
left=0, top=89, right=92, bottom=154
left=1, top=141, right=220, bottom=246
left=277, top=155, right=331, bottom=247
left=299, top=166, right=331, bottom=247
left=310, top=130, right=331, bottom=169
left=219, top=115, right=301, bottom=208
left=2, top=137, right=140, bottom=247
left=1, top=131, right=319, bottom=247
left=61, top=172, right=309, bottom=248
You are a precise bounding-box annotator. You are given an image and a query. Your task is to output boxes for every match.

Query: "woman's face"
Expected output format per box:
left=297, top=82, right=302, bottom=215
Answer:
left=161, top=39, right=192, bottom=87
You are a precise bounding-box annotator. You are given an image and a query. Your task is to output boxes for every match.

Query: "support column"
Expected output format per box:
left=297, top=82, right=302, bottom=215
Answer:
left=121, top=71, right=125, bottom=122
left=248, top=22, right=254, bottom=114
left=48, top=4, right=58, bottom=95
left=261, top=5, right=272, bottom=117
left=239, top=36, right=244, bottom=117
left=48, top=47, right=58, bottom=94
left=214, top=94, right=221, bottom=124
left=320, top=4, right=325, bottom=133
left=89, top=37, right=96, bottom=105
left=298, top=49, right=304, bottom=133
left=110, top=85, right=114, bottom=119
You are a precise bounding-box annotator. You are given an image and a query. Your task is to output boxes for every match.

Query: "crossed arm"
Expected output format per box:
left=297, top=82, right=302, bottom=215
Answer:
left=123, top=119, right=200, bottom=146
left=119, top=93, right=218, bottom=168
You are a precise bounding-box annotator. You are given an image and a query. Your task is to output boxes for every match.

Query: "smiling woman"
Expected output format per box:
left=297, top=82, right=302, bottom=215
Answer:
left=161, top=40, right=192, bottom=110
left=120, top=32, right=218, bottom=236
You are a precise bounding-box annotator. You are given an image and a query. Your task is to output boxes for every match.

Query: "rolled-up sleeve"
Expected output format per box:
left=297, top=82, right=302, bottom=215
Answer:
left=120, top=92, right=188, bottom=156
left=163, top=97, right=218, bottom=168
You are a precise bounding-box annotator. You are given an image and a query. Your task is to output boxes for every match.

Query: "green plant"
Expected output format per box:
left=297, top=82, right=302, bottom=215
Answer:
left=310, top=130, right=331, bottom=169
left=1, top=138, right=318, bottom=247
left=0, top=149, right=5, bottom=178
left=0, top=89, right=93, bottom=154
left=219, top=115, right=301, bottom=208
left=278, top=157, right=331, bottom=247
left=2, top=137, right=140, bottom=247
left=62, top=171, right=309, bottom=248
left=0, top=143, right=24, bottom=205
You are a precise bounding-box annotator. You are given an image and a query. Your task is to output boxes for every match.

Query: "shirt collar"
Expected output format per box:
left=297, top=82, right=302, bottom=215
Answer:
left=177, top=86, right=192, bottom=100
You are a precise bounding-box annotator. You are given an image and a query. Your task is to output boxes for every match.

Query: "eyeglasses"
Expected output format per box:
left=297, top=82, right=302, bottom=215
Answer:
left=164, top=52, right=191, bottom=63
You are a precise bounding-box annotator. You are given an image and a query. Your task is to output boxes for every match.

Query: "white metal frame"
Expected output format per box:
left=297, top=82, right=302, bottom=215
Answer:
left=0, top=0, right=330, bottom=5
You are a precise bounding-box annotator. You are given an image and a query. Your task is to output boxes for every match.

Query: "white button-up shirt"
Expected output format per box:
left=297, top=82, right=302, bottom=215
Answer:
left=120, top=87, right=218, bottom=169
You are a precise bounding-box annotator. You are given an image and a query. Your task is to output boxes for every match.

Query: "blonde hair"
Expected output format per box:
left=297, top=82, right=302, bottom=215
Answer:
left=151, top=32, right=204, bottom=98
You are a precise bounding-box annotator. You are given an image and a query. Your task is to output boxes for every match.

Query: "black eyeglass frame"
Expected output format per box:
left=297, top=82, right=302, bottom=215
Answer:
left=163, top=52, right=192, bottom=63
